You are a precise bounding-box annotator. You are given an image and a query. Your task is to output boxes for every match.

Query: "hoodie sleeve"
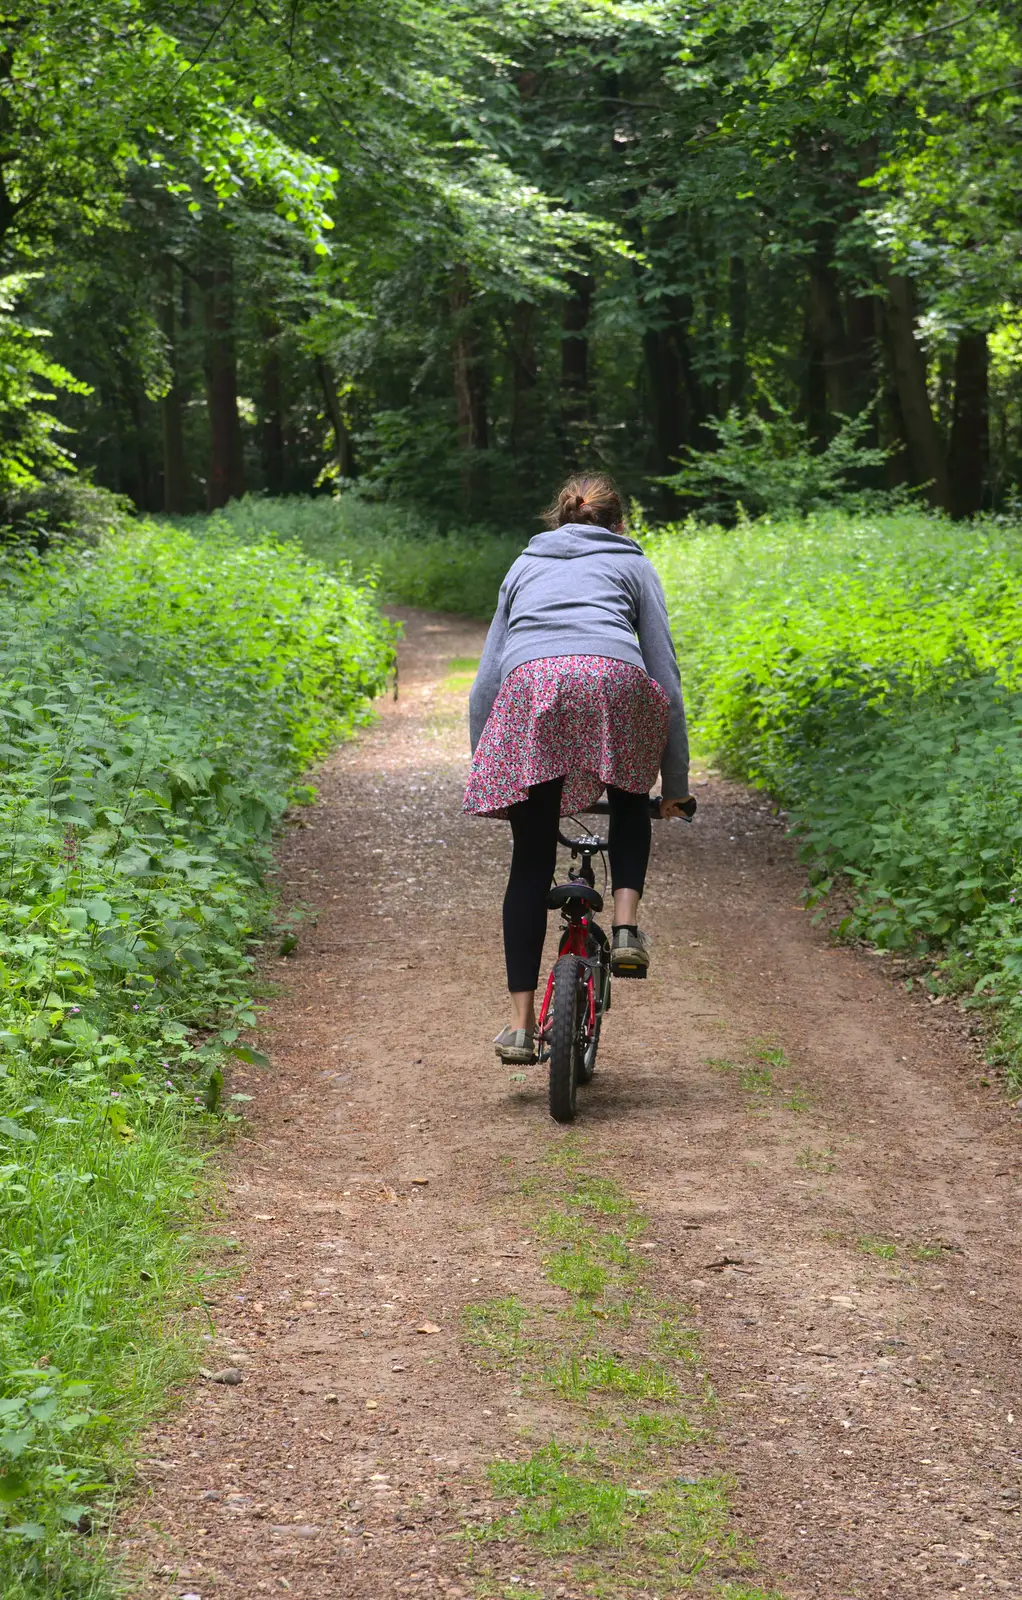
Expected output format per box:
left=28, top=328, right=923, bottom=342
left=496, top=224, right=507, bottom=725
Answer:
left=468, top=579, right=511, bottom=753
left=635, top=560, right=690, bottom=799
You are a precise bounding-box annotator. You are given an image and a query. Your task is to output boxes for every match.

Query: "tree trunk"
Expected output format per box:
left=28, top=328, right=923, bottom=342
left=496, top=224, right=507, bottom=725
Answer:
left=643, top=324, right=686, bottom=478
left=561, top=271, right=592, bottom=460
left=799, top=299, right=828, bottom=449
left=314, top=354, right=354, bottom=480
left=450, top=267, right=489, bottom=514
left=808, top=237, right=855, bottom=423
left=882, top=271, right=950, bottom=510
left=260, top=319, right=285, bottom=496
left=878, top=365, right=913, bottom=489
left=844, top=292, right=883, bottom=439
left=726, top=254, right=748, bottom=411
left=508, top=299, right=539, bottom=458
left=949, top=331, right=989, bottom=520
left=161, top=264, right=189, bottom=514
left=203, top=251, right=244, bottom=509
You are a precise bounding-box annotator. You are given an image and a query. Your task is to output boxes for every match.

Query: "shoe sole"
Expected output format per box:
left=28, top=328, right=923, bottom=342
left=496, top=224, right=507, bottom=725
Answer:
left=495, top=1048, right=538, bottom=1064
left=611, top=950, right=649, bottom=979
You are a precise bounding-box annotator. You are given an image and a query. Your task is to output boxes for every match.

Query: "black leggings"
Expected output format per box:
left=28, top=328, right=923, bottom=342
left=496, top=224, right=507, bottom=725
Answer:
left=503, top=778, right=651, bottom=993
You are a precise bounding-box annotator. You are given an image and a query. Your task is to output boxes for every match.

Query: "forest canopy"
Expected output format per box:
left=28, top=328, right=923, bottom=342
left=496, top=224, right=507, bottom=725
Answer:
left=3, top=0, right=1020, bottom=526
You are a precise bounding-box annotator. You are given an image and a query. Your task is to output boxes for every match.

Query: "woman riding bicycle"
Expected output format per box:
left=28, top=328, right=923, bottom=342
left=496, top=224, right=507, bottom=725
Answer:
left=464, top=473, right=691, bottom=1064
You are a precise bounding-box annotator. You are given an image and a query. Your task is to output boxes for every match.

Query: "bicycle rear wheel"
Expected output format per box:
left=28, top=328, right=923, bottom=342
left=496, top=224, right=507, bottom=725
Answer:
left=548, top=953, right=586, bottom=1123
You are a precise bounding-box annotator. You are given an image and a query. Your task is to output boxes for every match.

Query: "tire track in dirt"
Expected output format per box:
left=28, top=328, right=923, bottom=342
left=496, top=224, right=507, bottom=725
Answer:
left=124, top=608, right=1022, bottom=1600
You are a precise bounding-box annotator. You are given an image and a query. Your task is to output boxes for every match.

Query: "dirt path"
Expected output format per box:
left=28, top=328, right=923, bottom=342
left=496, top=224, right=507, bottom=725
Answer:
left=125, top=609, right=1022, bottom=1600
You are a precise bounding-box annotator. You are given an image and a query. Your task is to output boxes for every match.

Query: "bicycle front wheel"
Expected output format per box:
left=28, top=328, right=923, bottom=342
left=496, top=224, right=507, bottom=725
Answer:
left=549, top=953, right=586, bottom=1123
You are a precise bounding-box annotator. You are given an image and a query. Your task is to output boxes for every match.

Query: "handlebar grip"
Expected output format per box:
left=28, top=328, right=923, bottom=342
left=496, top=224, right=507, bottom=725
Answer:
left=587, top=795, right=697, bottom=820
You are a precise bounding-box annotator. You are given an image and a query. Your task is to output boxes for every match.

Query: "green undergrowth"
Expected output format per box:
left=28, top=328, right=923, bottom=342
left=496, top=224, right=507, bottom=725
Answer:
left=652, top=509, right=1022, bottom=1089
left=460, top=1139, right=785, bottom=1598
left=173, top=493, right=524, bottom=619
left=0, top=521, right=392, bottom=1593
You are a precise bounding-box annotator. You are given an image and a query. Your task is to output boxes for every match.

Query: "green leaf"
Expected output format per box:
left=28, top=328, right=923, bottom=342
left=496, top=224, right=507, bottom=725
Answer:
left=0, top=1472, right=28, bottom=1504
left=0, top=1120, right=37, bottom=1145
left=230, top=1046, right=271, bottom=1069
left=0, top=1429, right=35, bottom=1459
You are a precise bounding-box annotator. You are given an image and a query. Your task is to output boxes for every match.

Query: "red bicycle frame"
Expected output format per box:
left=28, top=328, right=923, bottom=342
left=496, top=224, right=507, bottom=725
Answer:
left=536, top=913, right=597, bottom=1048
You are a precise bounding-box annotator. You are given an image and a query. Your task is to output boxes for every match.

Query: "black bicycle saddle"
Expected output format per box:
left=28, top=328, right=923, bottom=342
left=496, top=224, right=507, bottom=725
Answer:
left=547, top=882, right=604, bottom=913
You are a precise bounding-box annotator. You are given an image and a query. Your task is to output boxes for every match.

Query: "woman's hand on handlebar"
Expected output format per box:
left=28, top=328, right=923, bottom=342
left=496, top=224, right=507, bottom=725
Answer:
left=660, top=795, right=694, bottom=820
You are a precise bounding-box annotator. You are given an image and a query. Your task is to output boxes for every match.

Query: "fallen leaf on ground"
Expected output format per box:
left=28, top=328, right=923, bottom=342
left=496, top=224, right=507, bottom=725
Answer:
left=417, top=1322, right=441, bottom=1335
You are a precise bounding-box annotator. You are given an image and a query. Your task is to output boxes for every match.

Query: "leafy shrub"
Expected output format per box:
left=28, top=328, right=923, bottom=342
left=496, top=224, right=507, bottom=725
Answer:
left=651, top=509, right=1022, bottom=1081
left=0, top=522, right=392, bottom=1589
left=0, top=276, right=92, bottom=507
left=1, top=475, right=130, bottom=552
left=658, top=403, right=896, bottom=520
left=174, top=493, right=523, bottom=618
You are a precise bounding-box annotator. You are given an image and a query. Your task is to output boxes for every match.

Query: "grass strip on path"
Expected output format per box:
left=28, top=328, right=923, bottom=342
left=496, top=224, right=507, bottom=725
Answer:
left=459, top=1138, right=786, bottom=1600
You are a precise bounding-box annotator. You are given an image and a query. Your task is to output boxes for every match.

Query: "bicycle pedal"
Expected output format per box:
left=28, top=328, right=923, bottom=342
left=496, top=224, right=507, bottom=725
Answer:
left=614, top=964, right=647, bottom=979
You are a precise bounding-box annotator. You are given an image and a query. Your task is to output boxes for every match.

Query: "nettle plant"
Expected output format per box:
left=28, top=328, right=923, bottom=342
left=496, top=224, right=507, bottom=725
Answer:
left=652, top=509, right=1022, bottom=1082
left=0, top=520, right=392, bottom=1561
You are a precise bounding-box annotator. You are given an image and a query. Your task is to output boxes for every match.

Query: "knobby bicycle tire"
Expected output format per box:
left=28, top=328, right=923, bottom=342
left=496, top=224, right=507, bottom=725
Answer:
left=548, top=953, right=585, bottom=1123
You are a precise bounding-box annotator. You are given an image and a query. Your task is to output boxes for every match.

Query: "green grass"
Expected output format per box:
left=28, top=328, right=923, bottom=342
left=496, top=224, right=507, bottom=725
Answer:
left=651, top=1316, right=700, bottom=1362
left=0, top=520, right=392, bottom=1591
left=739, top=1065, right=773, bottom=1094
left=484, top=1443, right=735, bottom=1567
left=752, top=1043, right=790, bottom=1071
left=782, top=1089, right=811, bottom=1114
left=857, top=1235, right=898, bottom=1260
left=460, top=1140, right=783, bottom=1596
left=548, top=1353, right=680, bottom=1404
left=909, top=1242, right=948, bottom=1262
left=794, top=1146, right=836, bottom=1174
left=171, top=493, right=522, bottom=619
left=463, top=1297, right=532, bottom=1365
left=705, top=1045, right=809, bottom=1110
left=651, top=507, right=1022, bottom=1087
left=441, top=655, right=481, bottom=692
left=622, top=1411, right=704, bottom=1449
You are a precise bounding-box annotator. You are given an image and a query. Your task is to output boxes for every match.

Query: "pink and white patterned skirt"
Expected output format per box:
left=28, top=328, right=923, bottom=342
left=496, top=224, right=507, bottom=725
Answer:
left=463, top=654, right=670, bottom=818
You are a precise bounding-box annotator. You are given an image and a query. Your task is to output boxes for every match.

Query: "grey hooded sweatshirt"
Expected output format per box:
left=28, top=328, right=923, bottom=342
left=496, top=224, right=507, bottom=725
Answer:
left=469, top=523, right=689, bottom=799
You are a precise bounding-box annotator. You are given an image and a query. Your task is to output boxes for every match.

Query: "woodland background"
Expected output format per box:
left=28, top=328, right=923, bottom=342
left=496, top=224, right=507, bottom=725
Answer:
left=4, top=0, right=1021, bottom=529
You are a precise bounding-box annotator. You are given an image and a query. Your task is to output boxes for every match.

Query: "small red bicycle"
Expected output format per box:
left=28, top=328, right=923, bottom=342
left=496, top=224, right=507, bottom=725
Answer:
left=536, top=794, right=696, bottom=1122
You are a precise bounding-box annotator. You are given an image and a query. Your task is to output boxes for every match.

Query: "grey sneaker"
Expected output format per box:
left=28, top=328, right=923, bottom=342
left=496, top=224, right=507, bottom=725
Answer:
left=611, top=927, right=650, bottom=979
left=493, top=1026, right=538, bottom=1064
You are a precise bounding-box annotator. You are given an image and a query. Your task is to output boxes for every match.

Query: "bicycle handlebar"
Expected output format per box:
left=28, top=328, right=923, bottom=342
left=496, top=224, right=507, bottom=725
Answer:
left=587, top=795, right=697, bottom=821
left=557, top=794, right=697, bottom=851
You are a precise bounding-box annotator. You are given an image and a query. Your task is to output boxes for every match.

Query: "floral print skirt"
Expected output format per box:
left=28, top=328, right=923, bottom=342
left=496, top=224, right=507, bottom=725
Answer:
left=463, top=654, right=670, bottom=819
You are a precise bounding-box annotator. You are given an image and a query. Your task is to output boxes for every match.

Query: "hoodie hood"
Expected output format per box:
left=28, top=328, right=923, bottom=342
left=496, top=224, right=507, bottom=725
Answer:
left=524, top=522, right=644, bottom=560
